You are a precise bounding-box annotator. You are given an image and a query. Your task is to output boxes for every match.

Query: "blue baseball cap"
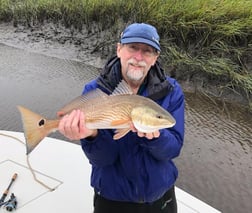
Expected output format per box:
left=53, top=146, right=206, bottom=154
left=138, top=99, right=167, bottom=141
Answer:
left=120, top=23, right=161, bottom=52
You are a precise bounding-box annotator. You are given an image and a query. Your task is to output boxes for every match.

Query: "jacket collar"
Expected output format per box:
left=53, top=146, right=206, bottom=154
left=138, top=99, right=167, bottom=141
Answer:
left=97, top=56, right=173, bottom=100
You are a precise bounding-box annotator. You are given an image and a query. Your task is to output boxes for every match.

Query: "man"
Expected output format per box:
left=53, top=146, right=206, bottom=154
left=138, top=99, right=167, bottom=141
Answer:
left=59, top=23, right=184, bottom=213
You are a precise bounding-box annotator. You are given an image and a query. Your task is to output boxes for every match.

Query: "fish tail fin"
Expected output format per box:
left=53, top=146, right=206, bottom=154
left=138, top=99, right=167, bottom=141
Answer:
left=17, top=106, right=59, bottom=155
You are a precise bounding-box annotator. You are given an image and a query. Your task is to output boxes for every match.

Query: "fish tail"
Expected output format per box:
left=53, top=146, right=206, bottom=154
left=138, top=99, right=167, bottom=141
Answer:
left=17, top=106, right=59, bottom=155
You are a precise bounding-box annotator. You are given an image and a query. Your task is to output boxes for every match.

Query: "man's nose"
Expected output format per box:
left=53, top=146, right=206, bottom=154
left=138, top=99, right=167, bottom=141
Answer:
left=133, top=49, right=144, bottom=60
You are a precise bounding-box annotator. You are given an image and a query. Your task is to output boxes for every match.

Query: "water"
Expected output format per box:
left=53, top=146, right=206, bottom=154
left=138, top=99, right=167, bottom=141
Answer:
left=175, top=93, right=252, bottom=212
left=0, top=43, right=251, bottom=213
left=0, top=43, right=100, bottom=140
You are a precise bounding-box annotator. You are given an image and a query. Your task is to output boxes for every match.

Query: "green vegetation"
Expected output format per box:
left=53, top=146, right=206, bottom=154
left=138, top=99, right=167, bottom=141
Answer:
left=0, top=0, right=251, bottom=106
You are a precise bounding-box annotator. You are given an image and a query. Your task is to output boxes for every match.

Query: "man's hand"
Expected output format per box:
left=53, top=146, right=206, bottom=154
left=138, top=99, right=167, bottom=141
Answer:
left=58, top=109, right=98, bottom=140
left=129, top=123, right=160, bottom=140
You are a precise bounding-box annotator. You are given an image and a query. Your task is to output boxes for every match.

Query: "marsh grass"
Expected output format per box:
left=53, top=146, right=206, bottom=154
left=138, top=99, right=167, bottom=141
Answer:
left=0, top=0, right=251, bottom=105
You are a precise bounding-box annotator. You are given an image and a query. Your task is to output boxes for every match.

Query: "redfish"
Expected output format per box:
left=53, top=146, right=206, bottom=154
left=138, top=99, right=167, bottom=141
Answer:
left=18, top=81, right=176, bottom=154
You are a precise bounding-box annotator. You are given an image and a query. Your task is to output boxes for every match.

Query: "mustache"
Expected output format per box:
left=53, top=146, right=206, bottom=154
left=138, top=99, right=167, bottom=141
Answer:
left=128, top=59, right=147, bottom=67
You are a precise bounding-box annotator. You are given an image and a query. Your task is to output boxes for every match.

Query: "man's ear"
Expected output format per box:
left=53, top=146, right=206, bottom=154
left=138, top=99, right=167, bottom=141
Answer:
left=151, top=53, right=159, bottom=66
left=116, top=43, right=122, bottom=58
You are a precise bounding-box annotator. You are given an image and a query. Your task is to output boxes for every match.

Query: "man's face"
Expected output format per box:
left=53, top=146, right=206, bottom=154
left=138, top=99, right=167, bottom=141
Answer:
left=117, top=43, right=159, bottom=87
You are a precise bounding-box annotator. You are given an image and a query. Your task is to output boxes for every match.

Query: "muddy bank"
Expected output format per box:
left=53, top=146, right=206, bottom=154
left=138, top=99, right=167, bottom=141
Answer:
left=0, top=22, right=251, bottom=108
left=0, top=22, right=110, bottom=68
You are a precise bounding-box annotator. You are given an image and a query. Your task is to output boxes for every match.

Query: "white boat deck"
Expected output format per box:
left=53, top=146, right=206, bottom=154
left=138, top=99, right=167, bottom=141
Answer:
left=0, top=131, right=221, bottom=212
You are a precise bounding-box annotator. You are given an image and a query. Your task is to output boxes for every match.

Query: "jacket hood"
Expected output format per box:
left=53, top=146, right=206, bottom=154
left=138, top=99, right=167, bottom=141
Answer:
left=97, top=56, right=173, bottom=100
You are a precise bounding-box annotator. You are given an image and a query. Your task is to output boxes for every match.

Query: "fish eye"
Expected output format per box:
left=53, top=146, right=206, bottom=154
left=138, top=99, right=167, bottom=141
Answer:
left=156, top=115, right=163, bottom=119
left=38, top=119, right=45, bottom=126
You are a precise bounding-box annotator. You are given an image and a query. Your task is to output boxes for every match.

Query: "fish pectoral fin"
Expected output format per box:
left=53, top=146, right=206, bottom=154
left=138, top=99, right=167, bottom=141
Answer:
left=110, top=119, right=130, bottom=126
left=113, top=128, right=131, bottom=140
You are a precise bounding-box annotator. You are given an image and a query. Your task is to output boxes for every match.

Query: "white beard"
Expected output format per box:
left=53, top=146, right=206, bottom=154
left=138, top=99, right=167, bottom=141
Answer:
left=126, top=69, right=144, bottom=81
left=126, top=59, right=147, bottom=82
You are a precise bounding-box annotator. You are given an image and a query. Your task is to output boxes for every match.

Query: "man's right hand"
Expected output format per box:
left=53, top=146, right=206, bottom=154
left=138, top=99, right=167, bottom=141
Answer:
left=58, top=109, right=98, bottom=140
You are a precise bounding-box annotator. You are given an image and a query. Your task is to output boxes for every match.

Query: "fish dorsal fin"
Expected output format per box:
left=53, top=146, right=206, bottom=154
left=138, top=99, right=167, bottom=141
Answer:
left=68, top=88, right=108, bottom=105
left=111, top=80, right=133, bottom=96
left=57, top=88, right=108, bottom=117
left=81, top=88, right=108, bottom=101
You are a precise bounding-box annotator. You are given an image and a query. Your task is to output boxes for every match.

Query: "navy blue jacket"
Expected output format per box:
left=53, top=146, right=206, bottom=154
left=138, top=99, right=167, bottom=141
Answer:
left=80, top=56, right=185, bottom=203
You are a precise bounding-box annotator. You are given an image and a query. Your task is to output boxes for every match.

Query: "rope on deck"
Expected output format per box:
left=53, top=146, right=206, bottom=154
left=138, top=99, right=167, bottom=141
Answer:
left=0, top=132, right=56, bottom=192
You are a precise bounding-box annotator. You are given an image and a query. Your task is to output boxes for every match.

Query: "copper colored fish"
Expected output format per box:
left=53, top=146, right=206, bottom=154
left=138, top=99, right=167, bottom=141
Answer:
left=18, top=81, right=176, bottom=154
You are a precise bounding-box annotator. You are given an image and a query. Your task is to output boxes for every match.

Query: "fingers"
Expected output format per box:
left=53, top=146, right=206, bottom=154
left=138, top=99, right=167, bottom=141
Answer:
left=59, top=110, right=79, bottom=140
left=78, top=109, right=86, bottom=136
left=72, top=110, right=84, bottom=139
left=58, top=110, right=83, bottom=140
left=137, top=130, right=160, bottom=140
left=58, top=109, right=98, bottom=140
left=130, top=122, right=160, bottom=140
left=129, top=122, right=137, bottom=132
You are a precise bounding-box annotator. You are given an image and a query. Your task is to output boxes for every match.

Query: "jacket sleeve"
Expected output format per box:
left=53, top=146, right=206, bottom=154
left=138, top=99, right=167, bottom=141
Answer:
left=79, top=80, right=119, bottom=167
left=140, top=79, right=185, bottom=161
left=80, top=130, right=119, bottom=167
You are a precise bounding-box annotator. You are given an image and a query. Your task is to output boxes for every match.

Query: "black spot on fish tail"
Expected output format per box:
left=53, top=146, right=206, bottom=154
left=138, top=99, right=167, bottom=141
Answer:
left=38, top=119, right=45, bottom=126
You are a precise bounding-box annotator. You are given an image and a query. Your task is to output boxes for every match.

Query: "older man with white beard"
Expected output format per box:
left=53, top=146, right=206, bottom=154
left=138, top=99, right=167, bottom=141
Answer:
left=59, top=23, right=185, bottom=213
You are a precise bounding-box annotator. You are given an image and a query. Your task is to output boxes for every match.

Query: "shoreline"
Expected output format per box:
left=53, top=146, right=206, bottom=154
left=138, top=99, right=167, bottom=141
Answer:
left=0, top=22, right=251, bottom=110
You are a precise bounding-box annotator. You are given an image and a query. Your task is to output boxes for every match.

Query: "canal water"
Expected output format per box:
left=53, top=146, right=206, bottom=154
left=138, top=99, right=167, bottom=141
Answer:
left=0, top=43, right=251, bottom=213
